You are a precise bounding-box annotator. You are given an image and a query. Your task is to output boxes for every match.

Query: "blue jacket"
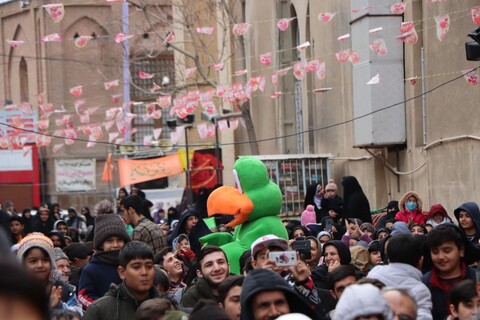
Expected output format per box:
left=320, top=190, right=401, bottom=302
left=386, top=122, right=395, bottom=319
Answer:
left=78, top=251, right=122, bottom=309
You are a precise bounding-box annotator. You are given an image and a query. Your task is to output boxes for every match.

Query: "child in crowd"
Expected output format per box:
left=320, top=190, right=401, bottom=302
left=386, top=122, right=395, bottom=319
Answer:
left=447, top=279, right=479, bottom=320
left=17, top=232, right=83, bottom=316
left=427, top=204, right=452, bottom=228
left=173, top=234, right=196, bottom=266
left=78, top=214, right=130, bottom=309
left=83, top=241, right=160, bottom=320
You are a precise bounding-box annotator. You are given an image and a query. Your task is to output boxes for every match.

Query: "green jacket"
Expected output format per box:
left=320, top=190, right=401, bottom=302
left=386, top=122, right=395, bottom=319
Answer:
left=181, top=277, right=217, bottom=308
left=83, top=283, right=159, bottom=320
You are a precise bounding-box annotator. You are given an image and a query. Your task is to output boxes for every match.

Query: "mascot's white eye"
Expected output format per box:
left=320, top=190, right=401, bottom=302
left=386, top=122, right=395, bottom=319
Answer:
left=233, top=169, right=243, bottom=194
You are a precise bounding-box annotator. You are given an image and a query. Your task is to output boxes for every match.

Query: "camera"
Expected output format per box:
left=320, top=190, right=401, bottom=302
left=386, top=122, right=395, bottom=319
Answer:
left=292, top=238, right=311, bottom=260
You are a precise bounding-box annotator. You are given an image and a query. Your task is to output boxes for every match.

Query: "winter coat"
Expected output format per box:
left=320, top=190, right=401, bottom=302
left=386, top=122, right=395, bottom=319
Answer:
left=167, top=209, right=211, bottom=254
left=180, top=276, right=217, bottom=308
left=83, top=283, right=159, bottom=320
left=368, top=263, right=433, bottom=320
left=312, top=240, right=352, bottom=289
left=422, top=266, right=476, bottom=320
left=395, top=191, right=428, bottom=224
left=454, top=202, right=480, bottom=244
left=78, top=250, right=122, bottom=309
left=342, top=176, right=371, bottom=223
left=240, top=269, right=319, bottom=320
left=426, top=204, right=451, bottom=228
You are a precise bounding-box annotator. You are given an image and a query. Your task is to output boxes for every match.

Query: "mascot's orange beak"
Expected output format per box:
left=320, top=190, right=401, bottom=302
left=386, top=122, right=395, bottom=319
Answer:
left=207, top=186, right=254, bottom=227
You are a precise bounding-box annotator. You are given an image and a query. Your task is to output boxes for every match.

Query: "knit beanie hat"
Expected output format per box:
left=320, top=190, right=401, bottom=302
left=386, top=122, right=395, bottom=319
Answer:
left=93, top=214, right=130, bottom=250
left=301, top=205, right=316, bottom=227
left=17, top=232, right=56, bottom=270
left=54, top=247, right=69, bottom=261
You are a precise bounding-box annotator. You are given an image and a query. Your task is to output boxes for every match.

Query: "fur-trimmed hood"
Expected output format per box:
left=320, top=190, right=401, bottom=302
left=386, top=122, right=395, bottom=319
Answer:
left=399, top=191, right=423, bottom=211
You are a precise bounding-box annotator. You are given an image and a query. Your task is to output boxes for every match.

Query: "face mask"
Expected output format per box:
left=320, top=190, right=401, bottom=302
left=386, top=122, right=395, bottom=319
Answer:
left=406, top=202, right=417, bottom=211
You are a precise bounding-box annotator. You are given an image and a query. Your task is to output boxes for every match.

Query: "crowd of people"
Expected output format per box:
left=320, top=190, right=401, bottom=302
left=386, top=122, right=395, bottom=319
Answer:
left=1, top=177, right=480, bottom=320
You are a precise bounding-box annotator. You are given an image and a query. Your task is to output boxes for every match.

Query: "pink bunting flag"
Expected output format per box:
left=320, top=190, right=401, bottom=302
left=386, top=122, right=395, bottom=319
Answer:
left=316, top=62, right=326, bottom=80
left=62, top=115, right=72, bottom=125
left=139, top=71, right=154, bottom=79
left=217, top=120, right=228, bottom=132
left=6, top=40, right=25, bottom=48
left=104, top=120, right=115, bottom=131
left=114, top=33, right=134, bottom=44
left=22, top=146, right=32, bottom=157
left=235, top=69, right=248, bottom=76
left=313, top=87, right=332, bottom=93
left=232, top=23, right=250, bottom=36
left=259, top=52, right=272, bottom=66
left=163, top=30, right=175, bottom=44
left=213, top=62, right=225, bottom=71
left=202, top=100, right=216, bottom=115
left=157, top=95, right=172, bottom=108
left=109, top=132, right=119, bottom=143
left=185, top=67, right=197, bottom=79
left=348, top=50, right=360, bottom=64
left=104, top=79, right=119, bottom=90
left=37, top=119, right=50, bottom=130
left=112, top=94, right=122, bottom=104
left=318, top=12, right=336, bottom=22
left=367, top=73, right=380, bottom=85
left=463, top=69, right=480, bottom=86
left=80, top=113, right=90, bottom=124
left=41, top=33, right=62, bottom=42
left=307, top=60, right=321, bottom=72
left=207, top=124, right=216, bottom=137
left=0, top=137, right=9, bottom=149
left=335, top=49, right=350, bottom=63
left=293, top=62, right=306, bottom=80
left=18, top=102, right=33, bottom=115
left=406, top=77, right=419, bottom=85
left=86, top=139, right=96, bottom=148
left=435, top=15, right=450, bottom=41
left=87, top=106, right=99, bottom=115
left=352, top=6, right=372, bottom=13
left=337, top=34, right=350, bottom=42
left=270, top=92, right=282, bottom=99
left=397, top=22, right=418, bottom=45
left=369, top=27, right=383, bottom=34
left=35, top=135, right=52, bottom=148
left=74, top=36, right=92, bottom=48
left=151, top=110, right=163, bottom=119
left=64, top=128, right=77, bottom=145
left=297, top=41, right=310, bottom=51
left=52, top=144, right=64, bottom=153
left=370, top=38, right=388, bottom=56
left=197, top=123, right=208, bottom=140
left=196, top=27, right=215, bottom=35
left=200, top=89, right=215, bottom=102
left=271, top=73, right=278, bottom=87
left=472, top=6, right=480, bottom=25
left=153, top=128, right=163, bottom=140
left=143, top=135, right=153, bottom=146
left=276, top=18, right=296, bottom=32
left=229, top=118, right=239, bottom=130
left=391, top=3, right=406, bottom=14
left=69, top=85, right=83, bottom=97
left=43, top=4, right=65, bottom=23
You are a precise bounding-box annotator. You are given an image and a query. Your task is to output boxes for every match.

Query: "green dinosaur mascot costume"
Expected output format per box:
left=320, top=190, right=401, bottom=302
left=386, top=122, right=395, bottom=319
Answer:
left=199, top=156, right=288, bottom=274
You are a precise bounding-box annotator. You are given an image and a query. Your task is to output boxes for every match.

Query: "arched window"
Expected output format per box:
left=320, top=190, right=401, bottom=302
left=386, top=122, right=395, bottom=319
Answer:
left=19, top=57, right=29, bottom=102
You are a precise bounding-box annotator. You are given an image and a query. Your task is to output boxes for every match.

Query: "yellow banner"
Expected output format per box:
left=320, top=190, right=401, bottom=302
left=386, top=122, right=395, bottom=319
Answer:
left=118, top=154, right=183, bottom=186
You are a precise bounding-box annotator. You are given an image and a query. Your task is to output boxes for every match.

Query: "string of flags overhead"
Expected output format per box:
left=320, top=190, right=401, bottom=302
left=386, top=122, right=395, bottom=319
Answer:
left=1, top=1, right=480, bottom=155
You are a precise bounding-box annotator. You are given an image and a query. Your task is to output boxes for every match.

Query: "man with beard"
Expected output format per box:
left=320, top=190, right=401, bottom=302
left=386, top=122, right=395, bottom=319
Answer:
left=181, top=246, right=230, bottom=308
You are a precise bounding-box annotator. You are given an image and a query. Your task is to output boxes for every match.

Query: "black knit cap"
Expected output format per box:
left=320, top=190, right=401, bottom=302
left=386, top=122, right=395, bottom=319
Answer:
left=93, top=214, right=130, bottom=250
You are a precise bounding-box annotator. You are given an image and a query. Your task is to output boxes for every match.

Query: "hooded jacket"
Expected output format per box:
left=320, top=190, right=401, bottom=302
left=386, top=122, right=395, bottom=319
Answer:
left=332, top=284, right=390, bottom=320
left=395, top=191, right=428, bottom=224
left=240, top=269, right=319, bottom=320
left=83, top=282, right=159, bottom=320
left=454, top=202, right=480, bottom=244
left=368, top=263, right=433, bottom=320
left=426, top=204, right=451, bottom=228
left=342, top=176, right=371, bottom=223
left=167, top=209, right=211, bottom=254
left=311, top=240, right=352, bottom=289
